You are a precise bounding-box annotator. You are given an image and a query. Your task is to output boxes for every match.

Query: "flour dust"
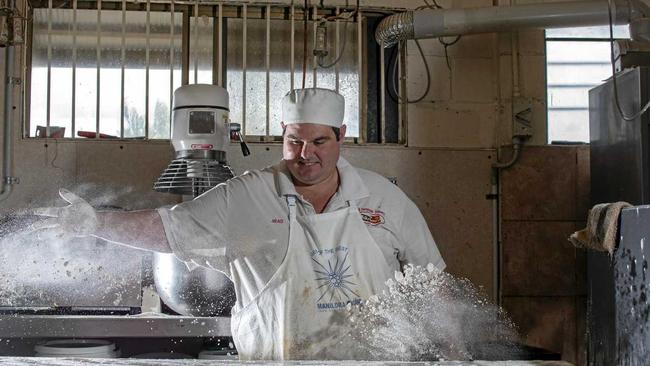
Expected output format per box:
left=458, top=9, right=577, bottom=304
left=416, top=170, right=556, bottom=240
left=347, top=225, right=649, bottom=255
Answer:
left=347, top=264, right=522, bottom=361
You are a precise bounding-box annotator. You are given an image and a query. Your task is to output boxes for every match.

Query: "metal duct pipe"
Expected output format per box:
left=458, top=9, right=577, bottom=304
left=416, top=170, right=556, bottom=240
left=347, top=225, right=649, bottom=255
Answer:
left=376, top=0, right=636, bottom=48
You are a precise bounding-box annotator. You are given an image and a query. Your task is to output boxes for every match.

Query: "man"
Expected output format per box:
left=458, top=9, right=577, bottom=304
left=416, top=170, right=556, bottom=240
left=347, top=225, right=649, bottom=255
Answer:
left=35, top=88, right=445, bottom=360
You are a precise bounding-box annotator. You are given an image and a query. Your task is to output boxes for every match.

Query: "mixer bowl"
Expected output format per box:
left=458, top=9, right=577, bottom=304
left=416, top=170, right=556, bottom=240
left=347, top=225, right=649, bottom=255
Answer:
left=152, top=252, right=235, bottom=317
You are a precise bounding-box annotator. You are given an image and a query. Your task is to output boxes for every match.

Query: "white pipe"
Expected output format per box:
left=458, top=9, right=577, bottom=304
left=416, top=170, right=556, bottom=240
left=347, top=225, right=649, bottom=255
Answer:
left=376, top=0, right=636, bottom=48
left=416, top=1, right=630, bottom=37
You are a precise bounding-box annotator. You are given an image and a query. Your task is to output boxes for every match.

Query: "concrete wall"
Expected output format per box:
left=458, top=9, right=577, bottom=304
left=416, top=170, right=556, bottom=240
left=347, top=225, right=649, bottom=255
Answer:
left=0, top=0, right=590, bottom=363
left=501, top=145, right=590, bottom=365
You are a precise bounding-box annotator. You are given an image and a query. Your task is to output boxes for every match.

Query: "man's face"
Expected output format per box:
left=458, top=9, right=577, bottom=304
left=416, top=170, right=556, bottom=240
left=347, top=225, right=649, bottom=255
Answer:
left=282, top=122, right=346, bottom=186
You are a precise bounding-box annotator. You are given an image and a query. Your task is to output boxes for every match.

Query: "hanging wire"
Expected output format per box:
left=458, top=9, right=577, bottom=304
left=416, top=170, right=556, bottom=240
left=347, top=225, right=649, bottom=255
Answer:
left=316, top=17, right=348, bottom=68
left=607, top=0, right=650, bottom=121
left=388, top=39, right=430, bottom=103
left=439, top=35, right=461, bottom=72
left=316, top=0, right=357, bottom=68
left=387, top=0, right=447, bottom=104
left=387, top=46, right=400, bottom=103
left=50, top=139, right=62, bottom=170
left=418, top=0, right=462, bottom=72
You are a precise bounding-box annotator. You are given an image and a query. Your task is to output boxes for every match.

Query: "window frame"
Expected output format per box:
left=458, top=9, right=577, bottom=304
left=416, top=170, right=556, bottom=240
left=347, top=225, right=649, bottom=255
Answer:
left=544, top=26, right=630, bottom=144
left=24, top=1, right=405, bottom=144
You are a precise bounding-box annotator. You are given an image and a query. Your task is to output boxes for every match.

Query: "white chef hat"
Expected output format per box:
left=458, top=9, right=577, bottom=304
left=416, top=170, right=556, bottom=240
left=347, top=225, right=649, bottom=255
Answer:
left=282, top=88, right=345, bottom=128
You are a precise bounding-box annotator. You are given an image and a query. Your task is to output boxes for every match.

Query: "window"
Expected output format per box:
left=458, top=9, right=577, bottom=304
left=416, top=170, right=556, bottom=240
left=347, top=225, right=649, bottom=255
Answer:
left=29, top=3, right=182, bottom=139
left=545, top=25, right=629, bottom=143
left=221, top=6, right=360, bottom=139
left=27, top=2, right=367, bottom=140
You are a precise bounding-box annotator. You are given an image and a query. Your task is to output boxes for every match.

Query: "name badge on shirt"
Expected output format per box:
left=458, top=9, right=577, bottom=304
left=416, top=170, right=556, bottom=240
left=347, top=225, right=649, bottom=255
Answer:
left=358, top=208, right=385, bottom=226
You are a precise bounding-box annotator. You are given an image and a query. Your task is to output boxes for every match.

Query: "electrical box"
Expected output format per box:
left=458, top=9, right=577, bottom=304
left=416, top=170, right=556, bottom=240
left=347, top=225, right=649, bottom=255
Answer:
left=512, top=96, right=533, bottom=139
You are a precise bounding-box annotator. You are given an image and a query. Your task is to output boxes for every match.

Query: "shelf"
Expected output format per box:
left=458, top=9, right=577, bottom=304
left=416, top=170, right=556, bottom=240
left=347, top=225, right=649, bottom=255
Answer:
left=0, top=315, right=231, bottom=338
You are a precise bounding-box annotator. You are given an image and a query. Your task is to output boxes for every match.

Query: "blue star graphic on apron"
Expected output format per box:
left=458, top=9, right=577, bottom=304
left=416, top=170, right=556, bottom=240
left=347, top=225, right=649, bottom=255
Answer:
left=312, top=251, right=360, bottom=302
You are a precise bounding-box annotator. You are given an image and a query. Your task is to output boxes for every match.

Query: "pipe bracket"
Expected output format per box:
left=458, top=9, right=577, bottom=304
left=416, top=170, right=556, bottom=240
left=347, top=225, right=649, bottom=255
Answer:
left=4, top=176, right=19, bottom=185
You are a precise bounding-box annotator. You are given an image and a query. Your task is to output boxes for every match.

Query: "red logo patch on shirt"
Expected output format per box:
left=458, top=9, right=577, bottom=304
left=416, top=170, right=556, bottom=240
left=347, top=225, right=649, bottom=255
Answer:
left=272, top=218, right=285, bottom=224
left=358, top=208, right=385, bottom=226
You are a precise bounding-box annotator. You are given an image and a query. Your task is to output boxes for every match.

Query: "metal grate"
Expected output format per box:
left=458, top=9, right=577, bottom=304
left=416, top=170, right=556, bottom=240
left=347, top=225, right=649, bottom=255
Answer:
left=153, top=159, right=234, bottom=196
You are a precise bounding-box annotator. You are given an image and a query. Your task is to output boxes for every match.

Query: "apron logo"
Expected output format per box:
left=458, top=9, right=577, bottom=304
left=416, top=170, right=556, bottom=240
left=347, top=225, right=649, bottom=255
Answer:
left=311, top=248, right=362, bottom=311
left=358, top=208, right=385, bottom=226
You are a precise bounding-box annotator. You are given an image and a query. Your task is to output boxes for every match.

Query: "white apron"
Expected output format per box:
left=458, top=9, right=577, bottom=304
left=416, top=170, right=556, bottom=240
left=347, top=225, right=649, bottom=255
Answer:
left=230, top=195, right=393, bottom=360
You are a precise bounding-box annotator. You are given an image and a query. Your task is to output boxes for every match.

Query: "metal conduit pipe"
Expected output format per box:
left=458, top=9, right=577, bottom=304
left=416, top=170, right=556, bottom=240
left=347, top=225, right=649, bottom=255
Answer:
left=0, top=0, right=17, bottom=202
left=376, top=0, right=638, bottom=48
left=489, top=170, right=500, bottom=304
left=489, top=137, right=525, bottom=304
left=0, top=44, right=15, bottom=202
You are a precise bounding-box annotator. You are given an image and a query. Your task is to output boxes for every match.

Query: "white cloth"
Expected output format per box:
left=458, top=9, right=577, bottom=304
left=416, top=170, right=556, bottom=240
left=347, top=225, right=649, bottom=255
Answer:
left=158, top=158, right=445, bottom=311
left=231, top=196, right=393, bottom=360
left=282, top=88, right=345, bottom=128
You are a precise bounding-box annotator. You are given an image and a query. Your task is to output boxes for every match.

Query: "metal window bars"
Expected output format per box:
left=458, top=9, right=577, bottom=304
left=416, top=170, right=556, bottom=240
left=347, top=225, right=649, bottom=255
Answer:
left=28, top=1, right=379, bottom=142
left=225, top=3, right=362, bottom=140
left=184, top=3, right=362, bottom=140
left=31, top=0, right=180, bottom=139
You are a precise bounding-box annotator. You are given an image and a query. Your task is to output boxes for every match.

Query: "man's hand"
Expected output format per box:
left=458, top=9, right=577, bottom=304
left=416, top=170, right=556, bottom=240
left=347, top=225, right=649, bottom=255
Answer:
left=31, top=188, right=98, bottom=238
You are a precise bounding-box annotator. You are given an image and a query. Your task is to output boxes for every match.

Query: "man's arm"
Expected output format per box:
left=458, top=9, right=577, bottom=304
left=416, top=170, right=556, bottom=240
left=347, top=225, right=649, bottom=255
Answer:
left=33, top=189, right=172, bottom=253
left=95, top=210, right=172, bottom=253
left=398, top=198, right=446, bottom=271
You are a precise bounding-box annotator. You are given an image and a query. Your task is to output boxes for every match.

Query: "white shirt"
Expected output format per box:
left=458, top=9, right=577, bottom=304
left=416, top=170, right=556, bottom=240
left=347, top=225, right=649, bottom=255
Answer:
left=158, top=157, right=445, bottom=310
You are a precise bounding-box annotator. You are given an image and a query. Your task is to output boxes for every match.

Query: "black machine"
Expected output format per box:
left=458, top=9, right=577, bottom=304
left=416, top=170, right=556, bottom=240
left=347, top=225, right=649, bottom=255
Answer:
left=588, top=66, right=650, bottom=365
